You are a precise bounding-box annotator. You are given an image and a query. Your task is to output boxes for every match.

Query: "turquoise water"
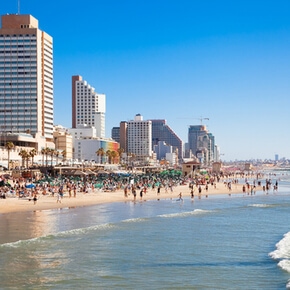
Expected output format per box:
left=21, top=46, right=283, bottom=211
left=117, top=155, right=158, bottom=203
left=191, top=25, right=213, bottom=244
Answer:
left=1, top=176, right=290, bottom=289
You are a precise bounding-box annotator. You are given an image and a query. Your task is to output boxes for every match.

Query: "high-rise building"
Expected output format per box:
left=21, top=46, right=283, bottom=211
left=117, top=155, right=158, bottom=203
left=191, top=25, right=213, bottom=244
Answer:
left=188, top=125, right=215, bottom=165
left=0, top=14, right=54, bottom=139
left=111, top=127, right=120, bottom=143
left=119, top=121, right=128, bottom=153
left=150, top=119, right=183, bottom=159
left=153, top=141, right=172, bottom=160
left=72, top=75, right=106, bottom=138
left=188, top=125, right=207, bottom=156
left=127, top=114, right=152, bottom=160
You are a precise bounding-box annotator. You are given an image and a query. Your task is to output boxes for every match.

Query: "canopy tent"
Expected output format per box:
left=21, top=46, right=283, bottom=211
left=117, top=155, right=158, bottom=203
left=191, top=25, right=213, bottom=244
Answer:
left=85, top=169, right=97, bottom=175
left=72, top=170, right=88, bottom=176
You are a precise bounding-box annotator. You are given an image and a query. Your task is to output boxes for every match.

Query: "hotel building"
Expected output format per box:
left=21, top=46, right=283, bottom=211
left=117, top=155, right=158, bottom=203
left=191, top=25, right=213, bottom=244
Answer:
left=188, top=125, right=216, bottom=165
left=72, top=75, right=105, bottom=138
left=150, top=119, right=183, bottom=159
left=127, top=114, right=152, bottom=160
left=0, top=14, right=53, bottom=139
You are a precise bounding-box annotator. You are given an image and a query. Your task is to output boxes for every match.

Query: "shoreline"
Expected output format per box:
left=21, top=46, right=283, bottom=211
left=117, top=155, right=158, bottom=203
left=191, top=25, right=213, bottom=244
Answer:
left=0, top=182, right=260, bottom=214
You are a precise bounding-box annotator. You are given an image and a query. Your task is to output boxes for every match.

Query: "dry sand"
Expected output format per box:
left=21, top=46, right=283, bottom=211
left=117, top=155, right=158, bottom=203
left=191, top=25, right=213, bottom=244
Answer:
left=0, top=181, right=258, bottom=214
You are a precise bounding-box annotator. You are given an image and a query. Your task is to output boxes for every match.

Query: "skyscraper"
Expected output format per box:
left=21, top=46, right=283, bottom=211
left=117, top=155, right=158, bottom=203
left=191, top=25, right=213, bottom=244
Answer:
left=188, top=125, right=215, bottom=165
left=119, top=121, right=128, bottom=153
left=0, top=14, right=53, bottom=139
left=72, top=75, right=106, bottom=138
left=150, top=119, right=183, bottom=159
left=188, top=125, right=207, bottom=156
left=127, top=114, right=152, bottom=160
left=111, top=126, right=120, bottom=143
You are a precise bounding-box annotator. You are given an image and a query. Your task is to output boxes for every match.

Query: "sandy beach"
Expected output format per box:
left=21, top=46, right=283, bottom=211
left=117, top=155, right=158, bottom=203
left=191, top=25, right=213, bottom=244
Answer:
left=0, top=181, right=258, bottom=214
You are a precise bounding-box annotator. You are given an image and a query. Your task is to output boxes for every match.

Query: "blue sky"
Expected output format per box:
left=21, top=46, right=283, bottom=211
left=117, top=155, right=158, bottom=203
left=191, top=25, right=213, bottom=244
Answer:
left=2, top=1, right=290, bottom=161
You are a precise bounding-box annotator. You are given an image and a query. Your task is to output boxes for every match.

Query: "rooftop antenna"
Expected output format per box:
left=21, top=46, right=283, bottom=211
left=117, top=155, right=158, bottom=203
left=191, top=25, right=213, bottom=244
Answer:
left=18, top=0, right=20, bottom=14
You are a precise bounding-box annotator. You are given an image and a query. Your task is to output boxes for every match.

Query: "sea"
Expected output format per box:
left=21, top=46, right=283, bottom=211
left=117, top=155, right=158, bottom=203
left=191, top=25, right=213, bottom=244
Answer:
left=1, top=171, right=290, bottom=289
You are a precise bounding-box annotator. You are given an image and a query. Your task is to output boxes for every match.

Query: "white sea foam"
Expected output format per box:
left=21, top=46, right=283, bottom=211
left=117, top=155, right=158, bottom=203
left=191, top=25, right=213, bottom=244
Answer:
left=286, top=279, right=290, bottom=289
left=278, top=259, right=290, bottom=273
left=269, top=231, right=290, bottom=275
left=0, top=223, right=116, bottom=248
left=0, top=237, right=40, bottom=248
left=248, top=203, right=272, bottom=208
left=158, top=209, right=213, bottom=218
left=122, top=217, right=148, bottom=223
left=269, top=232, right=290, bottom=260
left=56, top=223, right=116, bottom=237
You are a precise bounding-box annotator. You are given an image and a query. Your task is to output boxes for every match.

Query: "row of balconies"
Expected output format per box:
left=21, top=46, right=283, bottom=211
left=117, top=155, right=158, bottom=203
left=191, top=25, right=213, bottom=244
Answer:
left=0, top=71, right=37, bottom=75
left=0, top=37, right=37, bottom=41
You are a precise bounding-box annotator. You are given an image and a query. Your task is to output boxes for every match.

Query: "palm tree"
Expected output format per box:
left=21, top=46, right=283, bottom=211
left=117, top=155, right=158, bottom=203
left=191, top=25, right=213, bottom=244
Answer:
left=29, top=148, right=37, bottom=166
left=44, top=147, right=50, bottom=167
left=5, top=141, right=14, bottom=170
left=106, top=150, right=112, bottom=164
left=117, top=147, right=124, bottom=164
left=96, top=148, right=105, bottom=164
left=41, top=148, right=46, bottom=166
left=19, top=149, right=29, bottom=168
left=111, top=150, right=117, bottom=164
left=49, top=148, right=55, bottom=166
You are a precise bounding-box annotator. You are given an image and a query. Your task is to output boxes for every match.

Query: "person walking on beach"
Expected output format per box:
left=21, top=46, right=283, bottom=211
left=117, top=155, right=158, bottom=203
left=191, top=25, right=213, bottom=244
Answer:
left=124, top=186, right=128, bottom=198
left=178, top=192, right=183, bottom=201
left=57, top=192, right=62, bottom=203
left=33, top=193, right=37, bottom=205
left=73, top=185, right=77, bottom=198
left=157, top=185, right=161, bottom=195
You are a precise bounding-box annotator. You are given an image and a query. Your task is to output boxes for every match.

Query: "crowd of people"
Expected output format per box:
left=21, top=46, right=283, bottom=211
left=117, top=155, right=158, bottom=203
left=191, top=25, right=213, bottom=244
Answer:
left=0, top=170, right=280, bottom=205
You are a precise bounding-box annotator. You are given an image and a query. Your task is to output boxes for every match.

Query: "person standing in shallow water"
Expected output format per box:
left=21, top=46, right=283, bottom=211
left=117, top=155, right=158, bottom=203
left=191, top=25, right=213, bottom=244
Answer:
left=132, top=186, right=136, bottom=201
left=190, top=189, right=194, bottom=199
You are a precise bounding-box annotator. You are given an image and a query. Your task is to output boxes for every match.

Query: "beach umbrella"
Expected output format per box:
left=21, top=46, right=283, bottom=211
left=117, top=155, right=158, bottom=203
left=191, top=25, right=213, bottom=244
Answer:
left=97, top=169, right=109, bottom=175
left=86, top=169, right=97, bottom=175
left=73, top=170, right=88, bottom=176
left=25, top=183, right=36, bottom=188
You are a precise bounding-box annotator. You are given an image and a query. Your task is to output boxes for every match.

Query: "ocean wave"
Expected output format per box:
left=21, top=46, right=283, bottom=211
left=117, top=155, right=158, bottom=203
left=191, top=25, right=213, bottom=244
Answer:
left=0, top=237, right=41, bottom=248
left=269, top=232, right=290, bottom=260
left=122, top=217, right=149, bottom=223
left=248, top=204, right=273, bottom=208
left=56, top=223, right=116, bottom=237
left=278, top=259, right=290, bottom=274
left=0, top=223, right=116, bottom=248
left=269, top=231, right=290, bottom=275
left=158, top=209, right=213, bottom=218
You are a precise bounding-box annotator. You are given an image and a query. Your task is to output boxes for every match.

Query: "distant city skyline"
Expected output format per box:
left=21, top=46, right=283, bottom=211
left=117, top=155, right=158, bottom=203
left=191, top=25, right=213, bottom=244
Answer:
left=1, top=1, right=290, bottom=161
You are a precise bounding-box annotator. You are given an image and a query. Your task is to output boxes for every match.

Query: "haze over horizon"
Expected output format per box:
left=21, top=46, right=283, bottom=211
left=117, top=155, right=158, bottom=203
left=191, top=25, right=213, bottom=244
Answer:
left=1, top=1, right=290, bottom=161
